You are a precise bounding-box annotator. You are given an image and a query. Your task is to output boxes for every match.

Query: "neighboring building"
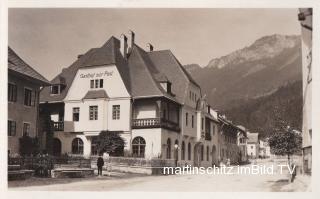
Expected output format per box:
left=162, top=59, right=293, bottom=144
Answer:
left=246, top=132, right=259, bottom=159
left=217, top=116, right=242, bottom=164
left=8, top=47, right=50, bottom=155
left=259, top=139, right=271, bottom=158
left=237, top=125, right=248, bottom=163
left=39, top=32, right=225, bottom=166
left=298, top=8, right=312, bottom=174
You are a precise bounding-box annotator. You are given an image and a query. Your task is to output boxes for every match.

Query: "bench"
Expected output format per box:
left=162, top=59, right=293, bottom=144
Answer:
left=8, top=170, right=34, bottom=181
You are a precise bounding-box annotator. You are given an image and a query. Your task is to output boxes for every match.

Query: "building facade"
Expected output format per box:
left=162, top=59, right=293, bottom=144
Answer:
left=8, top=47, right=50, bottom=155
left=39, top=32, right=228, bottom=166
left=298, top=8, right=312, bottom=174
left=246, top=132, right=259, bottom=159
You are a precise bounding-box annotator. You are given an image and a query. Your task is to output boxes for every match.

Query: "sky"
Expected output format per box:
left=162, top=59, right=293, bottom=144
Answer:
left=8, top=8, right=301, bottom=80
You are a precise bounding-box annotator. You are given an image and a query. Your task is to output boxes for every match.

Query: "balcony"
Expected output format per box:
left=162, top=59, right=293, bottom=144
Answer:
left=132, top=118, right=180, bottom=132
left=53, top=121, right=64, bottom=131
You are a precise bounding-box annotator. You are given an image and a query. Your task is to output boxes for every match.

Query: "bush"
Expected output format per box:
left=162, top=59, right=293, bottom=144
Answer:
left=19, top=136, right=40, bottom=156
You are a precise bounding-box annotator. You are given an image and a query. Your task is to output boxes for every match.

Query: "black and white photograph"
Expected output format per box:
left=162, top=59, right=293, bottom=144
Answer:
left=1, top=0, right=318, bottom=196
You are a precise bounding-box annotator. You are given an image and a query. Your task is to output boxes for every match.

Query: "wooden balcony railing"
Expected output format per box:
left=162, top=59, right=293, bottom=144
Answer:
left=53, top=121, right=64, bottom=131
left=132, top=118, right=180, bottom=132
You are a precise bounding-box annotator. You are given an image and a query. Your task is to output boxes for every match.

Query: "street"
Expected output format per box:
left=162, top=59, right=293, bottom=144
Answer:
left=8, top=161, right=310, bottom=192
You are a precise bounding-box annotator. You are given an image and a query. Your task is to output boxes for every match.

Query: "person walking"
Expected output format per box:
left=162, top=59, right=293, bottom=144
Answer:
left=97, top=155, right=104, bottom=176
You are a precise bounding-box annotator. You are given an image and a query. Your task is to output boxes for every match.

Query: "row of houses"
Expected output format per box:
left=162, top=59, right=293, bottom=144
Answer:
left=8, top=31, right=260, bottom=166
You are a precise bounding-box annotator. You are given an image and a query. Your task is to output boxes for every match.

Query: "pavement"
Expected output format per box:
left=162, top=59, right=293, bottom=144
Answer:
left=8, top=161, right=311, bottom=192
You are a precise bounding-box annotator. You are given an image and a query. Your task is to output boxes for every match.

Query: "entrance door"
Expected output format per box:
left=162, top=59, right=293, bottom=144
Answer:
left=52, top=138, right=62, bottom=156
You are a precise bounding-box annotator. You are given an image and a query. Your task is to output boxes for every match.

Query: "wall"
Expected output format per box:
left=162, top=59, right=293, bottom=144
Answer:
left=8, top=73, right=41, bottom=155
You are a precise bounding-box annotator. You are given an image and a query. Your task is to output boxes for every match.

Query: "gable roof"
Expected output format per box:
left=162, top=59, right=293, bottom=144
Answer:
left=148, top=50, right=200, bottom=104
left=83, top=90, right=109, bottom=99
left=247, top=132, right=259, bottom=143
left=8, top=47, right=50, bottom=85
left=40, top=37, right=131, bottom=102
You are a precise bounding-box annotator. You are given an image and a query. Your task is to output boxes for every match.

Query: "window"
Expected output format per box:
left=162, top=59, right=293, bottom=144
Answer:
left=166, top=138, right=171, bottom=159
left=207, top=146, right=209, bottom=161
left=201, top=145, right=204, bottom=161
left=73, top=107, right=80, bottom=121
left=8, top=120, right=16, bottom=136
left=191, top=115, right=194, bottom=128
left=181, top=141, right=185, bottom=160
left=91, top=79, right=104, bottom=89
left=8, top=83, right=17, bottom=102
left=89, top=106, right=98, bottom=120
left=23, top=123, right=30, bottom=136
left=90, top=80, right=94, bottom=88
left=72, top=138, right=83, bottom=154
left=201, top=118, right=204, bottom=130
left=132, top=137, right=146, bottom=158
left=50, top=85, right=60, bottom=95
left=188, top=143, right=191, bottom=160
left=24, top=88, right=32, bottom=106
left=185, top=113, right=188, bottom=126
left=112, top=105, right=120, bottom=120
left=91, top=136, right=99, bottom=155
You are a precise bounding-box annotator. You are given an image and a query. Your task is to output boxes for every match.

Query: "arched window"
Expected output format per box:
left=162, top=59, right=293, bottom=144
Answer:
left=181, top=141, right=185, bottom=160
left=166, top=138, right=171, bottom=159
left=207, top=146, right=209, bottom=161
left=174, top=140, right=179, bottom=160
left=201, top=145, right=204, bottom=161
left=72, top=138, right=83, bottom=154
left=132, top=136, right=146, bottom=158
left=188, top=142, right=191, bottom=160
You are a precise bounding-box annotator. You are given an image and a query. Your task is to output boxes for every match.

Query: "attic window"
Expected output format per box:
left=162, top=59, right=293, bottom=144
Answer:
left=50, top=85, right=61, bottom=95
left=160, top=81, right=172, bottom=94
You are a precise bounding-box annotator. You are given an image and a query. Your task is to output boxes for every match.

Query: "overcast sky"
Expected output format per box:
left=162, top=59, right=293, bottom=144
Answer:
left=9, top=8, right=301, bottom=80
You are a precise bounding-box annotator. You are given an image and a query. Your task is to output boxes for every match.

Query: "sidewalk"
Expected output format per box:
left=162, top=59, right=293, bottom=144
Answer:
left=280, top=174, right=311, bottom=192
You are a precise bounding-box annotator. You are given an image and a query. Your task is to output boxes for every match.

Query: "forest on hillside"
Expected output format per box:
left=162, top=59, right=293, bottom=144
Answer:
left=223, top=81, right=302, bottom=138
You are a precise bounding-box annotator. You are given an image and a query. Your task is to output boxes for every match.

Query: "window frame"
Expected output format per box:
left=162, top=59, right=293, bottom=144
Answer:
left=112, top=105, right=120, bottom=120
left=73, top=107, right=80, bottom=121
left=22, top=122, right=31, bottom=136
left=8, top=120, right=16, bottom=136
left=24, top=87, right=33, bottom=106
left=89, top=106, right=98, bottom=120
left=50, top=85, right=61, bottom=95
left=8, top=83, right=17, bottom=102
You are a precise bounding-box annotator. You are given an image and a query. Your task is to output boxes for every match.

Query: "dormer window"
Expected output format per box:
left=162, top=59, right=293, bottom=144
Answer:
left=50, top=85, right=61, bottom=95
left=160, top=81, right=172, bottom=94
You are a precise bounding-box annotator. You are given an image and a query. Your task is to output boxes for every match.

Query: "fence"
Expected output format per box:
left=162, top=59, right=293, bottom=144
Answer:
left=91, top=156, right=176, bottom=175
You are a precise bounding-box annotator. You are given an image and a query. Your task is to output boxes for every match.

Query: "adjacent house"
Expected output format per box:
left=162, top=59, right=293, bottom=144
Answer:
left=298, top=8, right=312, bottom=174
left=246, top=132, right=259, bottom=159
left=237, top=125, right=248, bottom=163
left=8, top=47, right=50, bottom=155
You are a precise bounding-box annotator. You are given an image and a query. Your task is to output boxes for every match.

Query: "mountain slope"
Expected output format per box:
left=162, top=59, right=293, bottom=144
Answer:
left=185, top=34, right=302, bottom=110
left=223, top=81, right=302, bottom=138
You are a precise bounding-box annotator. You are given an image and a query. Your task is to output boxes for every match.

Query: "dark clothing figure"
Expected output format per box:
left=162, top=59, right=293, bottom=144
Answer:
left=97, top=157, right=104, bottom=176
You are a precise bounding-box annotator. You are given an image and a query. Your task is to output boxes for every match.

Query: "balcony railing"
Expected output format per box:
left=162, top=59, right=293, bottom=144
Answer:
left=132, top=118, right=180, bottom=132
left=53, top=121, right=64, bottom=131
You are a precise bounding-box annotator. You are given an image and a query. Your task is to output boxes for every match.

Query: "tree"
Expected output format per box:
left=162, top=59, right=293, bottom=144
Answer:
left=96, top=131, right=125, bottom=156
left=268, top=126, right=302, bottom=165
left=19, top=135, right=40, bottom=156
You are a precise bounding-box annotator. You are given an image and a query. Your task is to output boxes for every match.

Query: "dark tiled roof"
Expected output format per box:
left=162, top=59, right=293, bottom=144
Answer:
left=148, top=50, right=200, bottom=104
left=8, top=47, right=50, bottom=85
left=83, top=90, right=108, bottom=99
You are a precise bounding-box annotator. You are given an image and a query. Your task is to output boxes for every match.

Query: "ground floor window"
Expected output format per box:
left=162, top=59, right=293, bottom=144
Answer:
left=166, top=138, right=171, bottom=159
left=132, top=136, right=146, bottom=158
left=188, top=142, right=191, bottom=160
left=181, top=141, right=185, bottom=160
left=91, top=136, right=99, bottom=155
left=8, top=120, right=16, bottom=136
left=201, top=145, right=204, bottom=161
left=72, top=138, right=84, bottom=154
left=207, top=146, right=209, bottom=161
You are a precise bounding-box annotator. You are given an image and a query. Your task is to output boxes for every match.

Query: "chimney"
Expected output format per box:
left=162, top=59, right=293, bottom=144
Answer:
left=128, top=30, right=135, bottom=51
left=147, top=43, right=154, bottom=52
left=120, top=34, right=128, bottom=59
